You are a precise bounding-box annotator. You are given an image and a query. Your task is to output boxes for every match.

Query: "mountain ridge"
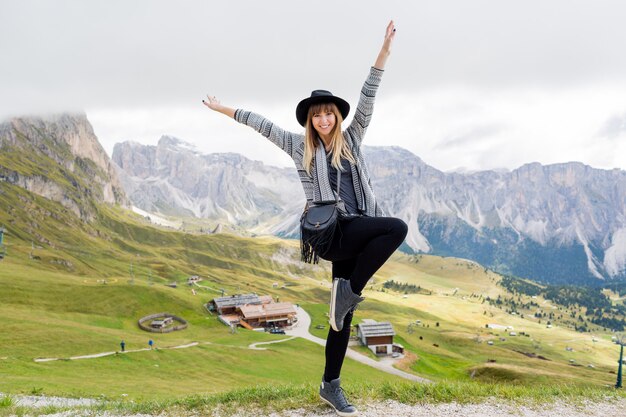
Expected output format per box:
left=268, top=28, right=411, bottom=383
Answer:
left=2, top=111, right=624, bottom=284
left=114, top=136, right=626, bottom=284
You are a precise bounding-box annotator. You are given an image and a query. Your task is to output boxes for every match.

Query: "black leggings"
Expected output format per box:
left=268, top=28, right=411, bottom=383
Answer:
left=319, top=215, right=408, bottom=382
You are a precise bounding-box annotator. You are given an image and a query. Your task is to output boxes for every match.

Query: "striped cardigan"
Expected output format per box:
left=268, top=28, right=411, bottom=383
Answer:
left=234, top=66, right=384, bottom=217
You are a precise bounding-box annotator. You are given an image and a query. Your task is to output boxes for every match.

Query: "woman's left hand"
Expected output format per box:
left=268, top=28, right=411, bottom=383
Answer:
left=375, top=20, right=396, bottom=70
left=382, top=20, right=396, bottom=54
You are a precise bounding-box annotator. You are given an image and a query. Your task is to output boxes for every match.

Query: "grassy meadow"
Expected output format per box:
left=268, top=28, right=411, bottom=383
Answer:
left=0, top=256, right=402, bottom=400
left=1, top=180, right=625, bottom=408
left=361, top=255, right=623, bottom=385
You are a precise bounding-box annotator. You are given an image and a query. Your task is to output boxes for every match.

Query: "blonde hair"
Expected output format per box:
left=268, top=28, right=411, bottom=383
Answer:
left=303, top=102, right=356, bottom=175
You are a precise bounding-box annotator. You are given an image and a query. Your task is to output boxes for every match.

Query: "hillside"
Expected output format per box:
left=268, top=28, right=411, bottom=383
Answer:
left=1, top=180, right=397, bottom=397
left=2, top=177, right=625, bottom=398
left=1, top=113, right=625, bottom=404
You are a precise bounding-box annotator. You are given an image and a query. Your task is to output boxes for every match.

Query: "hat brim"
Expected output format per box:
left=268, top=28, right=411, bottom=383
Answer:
left=295, top=96, right=350, bottom=127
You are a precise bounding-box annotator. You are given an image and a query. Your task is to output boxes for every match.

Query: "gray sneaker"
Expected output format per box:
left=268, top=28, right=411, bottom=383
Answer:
left=329, top=278, right=364, bottom=332
left=319, top=378, right=358, bottom=416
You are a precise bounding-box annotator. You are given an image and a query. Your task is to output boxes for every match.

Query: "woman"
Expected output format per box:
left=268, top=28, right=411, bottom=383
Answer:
left=203, top=20, right=407, bottom=417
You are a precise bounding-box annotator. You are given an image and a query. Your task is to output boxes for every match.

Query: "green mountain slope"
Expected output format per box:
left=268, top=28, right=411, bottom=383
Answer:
left=1, top=182, right=624, bottom=397
left=1, top=115, right=624, bottom=400
left=1, top=179, right=402, bottom=398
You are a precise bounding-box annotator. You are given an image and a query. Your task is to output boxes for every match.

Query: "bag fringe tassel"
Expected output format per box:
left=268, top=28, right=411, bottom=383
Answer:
left=300, top=220, right=338, bottom=264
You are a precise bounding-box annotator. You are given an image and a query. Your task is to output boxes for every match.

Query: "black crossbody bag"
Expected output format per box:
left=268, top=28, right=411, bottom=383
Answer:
left=300, top=170, right=345, bottom=264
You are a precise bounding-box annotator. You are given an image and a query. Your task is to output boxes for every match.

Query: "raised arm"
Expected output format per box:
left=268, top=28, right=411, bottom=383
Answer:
left=374, top=20, right=396, bottom=71
left=203, top=95, right=303, bottom=158
left=346, top=21, right=396, bottom=144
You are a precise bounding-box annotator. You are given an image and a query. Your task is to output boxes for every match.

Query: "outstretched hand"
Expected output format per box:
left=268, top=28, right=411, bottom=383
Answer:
left=202, top=94, right=222, bottom=111
left=374, top=20, right=396, bottom=70
left=382, top=20, right=396, bottom=54
left=202, top=94, right=236, bottom=119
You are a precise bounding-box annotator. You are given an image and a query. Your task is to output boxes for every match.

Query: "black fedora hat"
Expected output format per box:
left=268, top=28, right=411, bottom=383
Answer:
left=295, top=90, right=350, bottom=127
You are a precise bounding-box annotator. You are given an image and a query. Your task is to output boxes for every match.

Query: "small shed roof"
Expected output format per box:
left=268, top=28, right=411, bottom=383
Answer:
left=213, top=294, right=261, bottom=309
left=239, top=302, right=296, bottom=320
left=357, top=321, right=395, bottom=338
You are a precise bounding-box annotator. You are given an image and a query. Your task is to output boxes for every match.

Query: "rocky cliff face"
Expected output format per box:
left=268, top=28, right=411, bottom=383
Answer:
left=364, top=146, right=626, bottom=284
left=112, top=136, right=302, bottom=231
left=0, top=113, right=128, bottom=219
left=113, top=139, right=626, bottom=284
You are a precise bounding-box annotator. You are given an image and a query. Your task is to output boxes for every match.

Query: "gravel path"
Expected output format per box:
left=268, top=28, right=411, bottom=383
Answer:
left=5, top=397, right=624, bottom=416
left=3, top=392, right=625, bottom=416
left=248, top=336, right=297, bottom=350
left=257, top=399, right=626, bottom=417
left=0, top=392, right=99, bottom=409
left=34, top=342, right=200, bottom=362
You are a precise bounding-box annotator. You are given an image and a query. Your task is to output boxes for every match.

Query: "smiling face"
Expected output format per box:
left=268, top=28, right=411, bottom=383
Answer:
left=312, top=108, right=336, bottom=138
left=307, top=102, right=342, bottom=143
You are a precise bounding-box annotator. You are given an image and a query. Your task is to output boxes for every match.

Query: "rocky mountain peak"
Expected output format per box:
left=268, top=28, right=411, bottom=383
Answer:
left=4, top=113, right=110, bottom=172
left=158, top=135, right=199, bottom=153
left=112, top=139, right=626, bottom=284
left=112, top=138, right=302, bottom=225
left=0, top=113, right=129, bottom=218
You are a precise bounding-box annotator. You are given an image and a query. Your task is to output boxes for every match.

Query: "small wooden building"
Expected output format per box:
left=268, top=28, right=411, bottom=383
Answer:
left=239, top=302, right=297, bottom=328
left=356, top=319, right=402, bottom=356
left=211, top=293, right=272, bottom=315
left=211, top=294, right=293, bottom=330
left=151, top=316, right=173, bottom=329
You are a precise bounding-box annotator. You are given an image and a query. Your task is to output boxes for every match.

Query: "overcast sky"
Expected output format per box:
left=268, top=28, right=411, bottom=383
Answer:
left=2, top=0, right=626, bottom=172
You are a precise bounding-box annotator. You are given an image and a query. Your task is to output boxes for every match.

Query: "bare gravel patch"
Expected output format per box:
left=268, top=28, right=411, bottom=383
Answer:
left=231, top=398, right=626, bottom=417
left=3, top=394, right=625, bottom=417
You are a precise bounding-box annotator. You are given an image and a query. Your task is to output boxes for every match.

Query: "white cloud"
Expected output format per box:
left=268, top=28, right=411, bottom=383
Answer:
left=88, top=103, right=298, bottom=169
left=364, top=83, right=626, bottom=171
left=90, top=81, right=626, bottom=173
left=2, top=0, right=626, bottom=172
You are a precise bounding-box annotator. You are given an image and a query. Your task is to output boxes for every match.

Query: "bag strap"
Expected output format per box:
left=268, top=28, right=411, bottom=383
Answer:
left=304, top=159, right=343, bottom=210
left=335, top=168, right=341, bottom=202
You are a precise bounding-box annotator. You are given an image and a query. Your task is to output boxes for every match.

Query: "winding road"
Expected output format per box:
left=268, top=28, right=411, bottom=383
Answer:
left=285, top=306, right=431, bottom=383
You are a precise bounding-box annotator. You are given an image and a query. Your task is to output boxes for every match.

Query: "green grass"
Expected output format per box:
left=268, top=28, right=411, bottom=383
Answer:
left=0, top=337, right=398, bottom=400
left=0, top=232, right=390, bottom=400
left=351, top=345, right=380, bottom=361
left=2, top=380, right=624, bottom=417
left=301, top=303, right=330, bottom=339
left=348, top=292, right=622, bottom=386
left=0, top=395, right=13, bottom=408
left=2, top=177, right=626, bottom=407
